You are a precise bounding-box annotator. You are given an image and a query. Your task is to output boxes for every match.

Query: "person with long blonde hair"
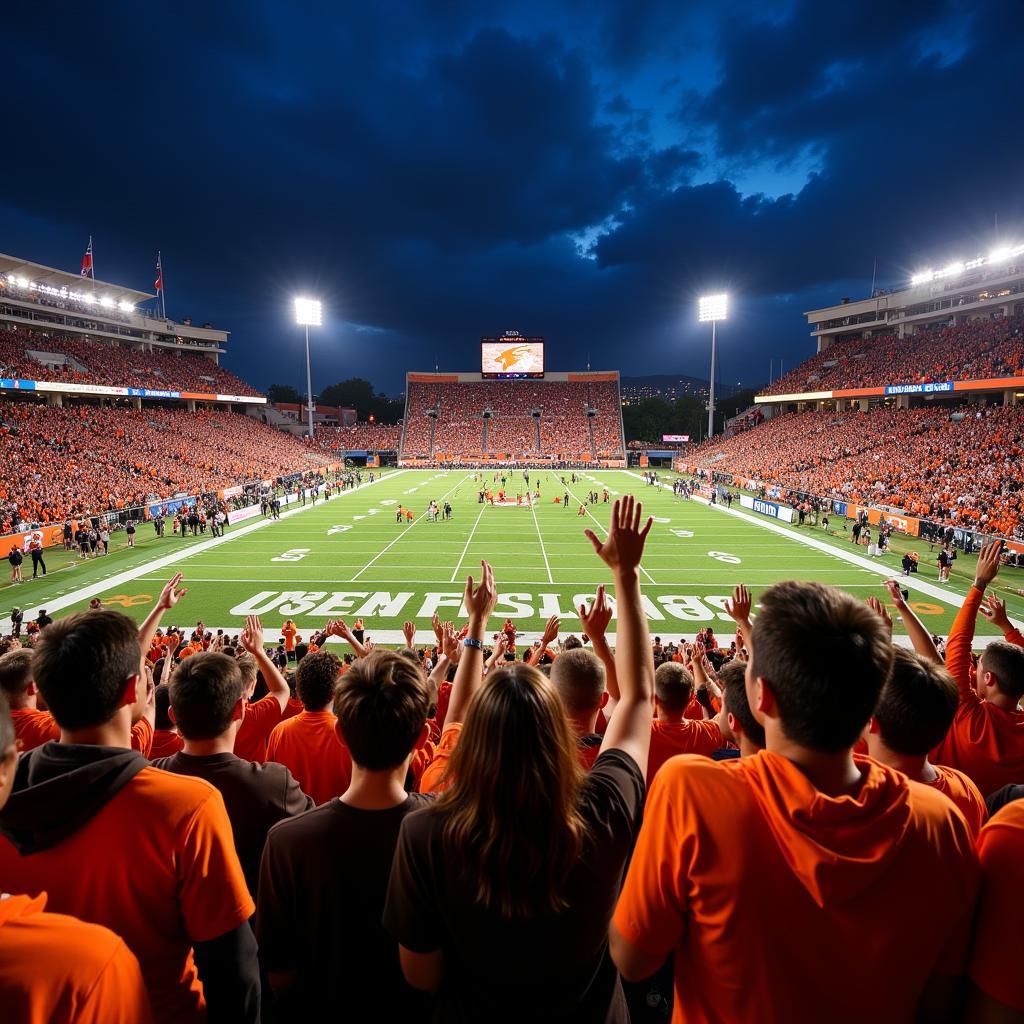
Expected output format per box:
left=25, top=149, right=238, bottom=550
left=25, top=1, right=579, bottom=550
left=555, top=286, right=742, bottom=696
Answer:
left=385, top=497, right=656, bottom=1022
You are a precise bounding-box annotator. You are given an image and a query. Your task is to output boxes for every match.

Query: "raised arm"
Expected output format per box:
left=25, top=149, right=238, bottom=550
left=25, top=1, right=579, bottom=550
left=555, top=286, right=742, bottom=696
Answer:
left=885, top=580, right=941, bottom=663
left=444, top=562, right=497, bottom=727
left=980, top=593, right=1024, bottom=650
left=160, top=633, right=181, bottom=686
left=585, top=496, right=655, bottom=771
left=239, top=616, right=289, bottom=713
left=579, top=584, right=619, bottom=707
left=946, top=541, right=1001, bottom=696
left=325, top=618, right=370, bottom=659
left=724, top=584, right=753, bottom=656
left=527, top=615, right=559, bottom=666
left=138, top=573, right=187, bottom=672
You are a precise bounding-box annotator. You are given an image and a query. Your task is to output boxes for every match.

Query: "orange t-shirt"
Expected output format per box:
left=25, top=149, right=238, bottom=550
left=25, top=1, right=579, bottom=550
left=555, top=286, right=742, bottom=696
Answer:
left=419, top=722, right=461, bottom=794
left=969, top=799, right=1024, bottom=1011
left=282, top=696, right=304, bottom=721
left=148, top=729, right=184, bottom=761
left=646, top=719, right=723, bottom=786
left=233, top=694, right=284, bottom=763
left=0, top=767, right=253, bottom=1024
left=614, top=751, right=978, bottom=1024
left=282, top=624, right=297, bottom=652
left=0, top=892, right=154, bottom=1024
left=929, top=764, right=987, bottom=839
left=11, top=709, right=152, bottom=756
left=932, top=587, right=1024, bottom=795
left=265, top=710, right=351, bottom=805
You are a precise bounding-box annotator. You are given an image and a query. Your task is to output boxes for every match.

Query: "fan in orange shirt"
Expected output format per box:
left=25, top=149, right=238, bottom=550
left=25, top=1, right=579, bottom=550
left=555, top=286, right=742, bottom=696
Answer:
left=611, top=580, right=979, bottom=1024
left=967, top=799, right=1024, bottom=1019
left=232, top=617, right=291, bottom=763
left=0, top=577, right=259, bottom=1024
left=0, top=694, right=155, bottom=1024
left=266, top=650, right=352, bottom=804
left=281, top=620, right=298, bottom=660
left=931, top=542, right=1024, bottom=796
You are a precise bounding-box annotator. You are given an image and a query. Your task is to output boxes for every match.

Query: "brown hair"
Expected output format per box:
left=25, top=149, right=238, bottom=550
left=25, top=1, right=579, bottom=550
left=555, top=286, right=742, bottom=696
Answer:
left=0, top=650, right=34, bottom=698
left=435, top=664, right=588, bottom=919
left=549, top=649, right=605, bottom=716
left=874, top=648, right=958, bottom=755
left=654, top=661, right=694, bottom=711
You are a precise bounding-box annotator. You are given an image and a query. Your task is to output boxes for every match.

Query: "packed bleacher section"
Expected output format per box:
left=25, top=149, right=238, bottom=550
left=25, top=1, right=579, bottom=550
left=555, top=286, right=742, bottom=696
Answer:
left=0, top=403, right=326, bottom=531
left=313, top=422, right=402, bottom=451
left=684, top=403, right=1024, bottom=538
left=1, top=500, right=1023, bottom=1021
left=0, top=325, right=262, bottom=397
left=402, top=376, right=625, bottom=460
left=760, top=315, right=1024, bottom=396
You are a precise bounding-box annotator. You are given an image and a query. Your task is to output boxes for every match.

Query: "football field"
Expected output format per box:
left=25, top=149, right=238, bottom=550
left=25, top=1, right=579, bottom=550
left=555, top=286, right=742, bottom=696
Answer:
left=11, top=469, right=1024, bottom=646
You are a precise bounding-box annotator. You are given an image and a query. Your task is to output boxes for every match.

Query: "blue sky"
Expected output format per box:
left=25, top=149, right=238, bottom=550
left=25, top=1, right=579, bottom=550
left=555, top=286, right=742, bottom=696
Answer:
left=4, top=0, right=1023, bottom=395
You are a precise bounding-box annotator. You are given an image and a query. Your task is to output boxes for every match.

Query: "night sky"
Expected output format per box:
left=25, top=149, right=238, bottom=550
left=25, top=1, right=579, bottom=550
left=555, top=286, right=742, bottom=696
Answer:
left=5, top=1, right=1023, bottom=397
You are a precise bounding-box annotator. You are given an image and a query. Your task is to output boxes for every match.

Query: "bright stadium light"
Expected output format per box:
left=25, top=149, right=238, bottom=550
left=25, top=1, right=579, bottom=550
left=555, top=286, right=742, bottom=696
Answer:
left=294, top=297, right=322, bottom=326
left=294, top=296, right=323, bottom=439
left=940, top=261, right=964, bottom=279
left=118, top=300, right=134, bottom=313
left=698, top=293, right=729, bottom=440
left=988, top=246, right=1014, bottom=263
left=99, top=295, right=115, bottom=308
left=698, top=293, right=729, bottom=323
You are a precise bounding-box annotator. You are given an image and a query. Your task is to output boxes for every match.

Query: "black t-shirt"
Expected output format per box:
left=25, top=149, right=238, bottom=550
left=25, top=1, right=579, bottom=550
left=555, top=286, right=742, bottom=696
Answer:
left=383, top=749, right=645, bottom=1023
left=257, top=793, right=433, bottom=1022
left=152, top=750, right=312, bottom=895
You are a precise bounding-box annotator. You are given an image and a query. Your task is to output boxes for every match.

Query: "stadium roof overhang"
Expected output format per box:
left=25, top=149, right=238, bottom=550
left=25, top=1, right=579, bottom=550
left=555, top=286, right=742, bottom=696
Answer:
left=0, top=252, right=153, bottom=305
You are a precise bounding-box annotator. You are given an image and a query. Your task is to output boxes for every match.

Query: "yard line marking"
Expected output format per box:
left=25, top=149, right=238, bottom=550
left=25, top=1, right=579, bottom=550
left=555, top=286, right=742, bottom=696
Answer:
left=530, top=500, right=554, bottom=584
left=562, top=480, right=656, bottom=584
left=17, top=471, right=405, bottom=619
left=450, top=504, right=488, bottom=582
left=352, top=474, right=468, bottom=581
left=136, top=576, right=895, bottom=587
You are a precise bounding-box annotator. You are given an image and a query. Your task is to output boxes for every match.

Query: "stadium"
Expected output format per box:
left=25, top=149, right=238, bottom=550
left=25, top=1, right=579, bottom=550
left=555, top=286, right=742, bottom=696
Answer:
left=3, top=6, right=1024, bottom=1024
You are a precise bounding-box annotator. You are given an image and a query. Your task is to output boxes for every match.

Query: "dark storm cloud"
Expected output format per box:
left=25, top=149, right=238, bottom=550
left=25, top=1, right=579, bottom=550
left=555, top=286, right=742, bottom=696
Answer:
left=2, top=1, right=1023, bottom=394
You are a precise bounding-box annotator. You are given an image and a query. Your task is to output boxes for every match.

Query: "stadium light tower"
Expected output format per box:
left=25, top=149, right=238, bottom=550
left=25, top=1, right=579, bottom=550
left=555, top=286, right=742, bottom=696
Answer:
left=294, top=297, right=323, bottom=440
left=698, top=293, right=728, bottom=439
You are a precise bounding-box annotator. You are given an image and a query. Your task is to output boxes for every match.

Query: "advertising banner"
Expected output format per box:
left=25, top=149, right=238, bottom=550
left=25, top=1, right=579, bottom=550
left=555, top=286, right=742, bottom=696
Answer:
left=884, top=381, right=954, bottom=396
left=740, top=493, right=795, bottom=523
left=227, top=504, right=261, bottom=525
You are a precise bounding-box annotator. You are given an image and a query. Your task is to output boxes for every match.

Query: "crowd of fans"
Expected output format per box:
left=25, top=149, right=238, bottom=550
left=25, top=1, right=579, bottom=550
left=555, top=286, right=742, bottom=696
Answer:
left=401, top=379, right=625, bottom=461
left=686, top=404, right=1024, bottom=538
left=0, top=326, right=262, bottom=397
left=0, top=504, right=1022, bottom=1021
left=0, top=402, right=331, bottom=531
left=314, top=422, right=402, bottom=451
left=760, top=316, right=1024, bottom=397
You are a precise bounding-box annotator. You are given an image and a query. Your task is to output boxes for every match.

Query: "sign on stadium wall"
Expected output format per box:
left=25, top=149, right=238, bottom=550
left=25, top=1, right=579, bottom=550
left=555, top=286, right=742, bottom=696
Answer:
left=0, top=377, right=266, bottom=404
left=739, top=494, right=795, bottom=523
left=3, top=526, right=66, bottom=553
left=845, top=504, right=921, bottom=537
left=884, top=381, right=954, bottom=396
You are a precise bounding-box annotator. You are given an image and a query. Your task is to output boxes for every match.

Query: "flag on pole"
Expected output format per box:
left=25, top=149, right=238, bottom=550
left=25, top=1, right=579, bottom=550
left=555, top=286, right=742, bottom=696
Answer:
left=80, top=237, right=94, bottom=279
left=154, top=253, right=163, bottom=293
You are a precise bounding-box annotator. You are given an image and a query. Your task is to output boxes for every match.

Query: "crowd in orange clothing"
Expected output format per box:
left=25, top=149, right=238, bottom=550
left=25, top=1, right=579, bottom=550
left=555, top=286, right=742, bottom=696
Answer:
left=760, top=316, right=1024, bottom=397
left=401, top=378, right=625, bottom=460
left=0, top=326, right=263, bottom=397
left=686, top=403, right=1024, bottom=538
left=1, top=507, right=1023, bottom=1022
left=314, top=422, right=402, bottom=451
left=0, top=402, right=331, bottom=531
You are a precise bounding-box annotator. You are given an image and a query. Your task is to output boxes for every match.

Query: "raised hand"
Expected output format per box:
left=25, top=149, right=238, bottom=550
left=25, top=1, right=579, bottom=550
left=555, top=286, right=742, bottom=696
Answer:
left=464, top=561, right=497, bottom=625
left=158, top=572, right=187, bottom=611
left=540, top=614, right=560, bottom=648
left=579, top=584, right=612, bottom=641
left=980, top=593, right=1011, bottom=631
left=884, top=579, right=908, bottom=609
left=239, top=615, right=265, bottom=655
left=974, top=540, right=1003, bottom=591
left=724, top=584, right=752, bottom=627
left=165, top=631, right=182, bottom=652
left=431, top=611, right=443, bottom=645
left=584, top=495, right=653, bottom=576
left=866, top=596, right=894, bottom=638
left=403, top=620, right=416, bottom=648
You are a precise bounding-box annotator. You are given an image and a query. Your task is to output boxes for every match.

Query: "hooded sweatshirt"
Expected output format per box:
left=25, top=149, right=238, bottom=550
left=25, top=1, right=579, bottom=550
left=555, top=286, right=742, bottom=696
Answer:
left=614, top=750, right=978, bottom=1024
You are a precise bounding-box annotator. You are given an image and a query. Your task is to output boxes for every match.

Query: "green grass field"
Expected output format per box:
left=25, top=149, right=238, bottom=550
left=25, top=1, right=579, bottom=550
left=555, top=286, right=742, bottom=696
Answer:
left=8, top=469, right=1024, bottom=646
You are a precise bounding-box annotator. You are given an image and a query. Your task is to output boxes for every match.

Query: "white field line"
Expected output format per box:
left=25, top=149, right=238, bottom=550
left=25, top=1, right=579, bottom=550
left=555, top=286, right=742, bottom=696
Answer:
left=136, top=577, right=896, bottom=588
left=450, top=505, right=488, bottom=583
left=623, top=471, right=1024, bottom=631
left=18, top=472, right=406, bottom=619
left=530, top=500, right=554, bottom=584
left=351, top=475, right=468, bottom=581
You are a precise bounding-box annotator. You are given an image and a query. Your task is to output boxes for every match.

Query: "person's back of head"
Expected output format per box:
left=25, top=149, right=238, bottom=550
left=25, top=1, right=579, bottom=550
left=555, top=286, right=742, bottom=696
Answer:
left=154, top=683, right=175, bottom=731
left=872, top=648, right=958, bottom=755
left=169, top=653, right=245, bottom=740
left=654, top=662, right=694, bottom=716
left=720, top=661, right=765, bottom=751
left=333, top=650, right=429, bottom=770
left=0, top=691, right=15, bottom=804
left=979, top=640, right=1024, bottom=702
left=561, top=635, right=583, bottom=651
left=438, top=662, right=586, bottom=919
left=235, top=652, right=258, bottom=694
left=749, top=581, right=893, bottom=752
left=549, top=649, right=605, bottom=722
left=32, top=610, right=141, bottom=731
left=295, top=650, right=342, bottom=711
left=0, top=649, right=34, bottom=707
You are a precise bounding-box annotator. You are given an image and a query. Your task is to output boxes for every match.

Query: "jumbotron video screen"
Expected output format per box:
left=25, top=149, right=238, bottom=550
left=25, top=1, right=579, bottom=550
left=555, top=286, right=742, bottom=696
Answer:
left=481, top=335, right=545, bottom=378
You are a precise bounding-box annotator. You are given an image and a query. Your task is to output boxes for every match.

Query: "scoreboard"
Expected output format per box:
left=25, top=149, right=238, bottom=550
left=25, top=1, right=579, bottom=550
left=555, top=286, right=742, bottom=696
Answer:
left=481, top=332, right=544, bottom=379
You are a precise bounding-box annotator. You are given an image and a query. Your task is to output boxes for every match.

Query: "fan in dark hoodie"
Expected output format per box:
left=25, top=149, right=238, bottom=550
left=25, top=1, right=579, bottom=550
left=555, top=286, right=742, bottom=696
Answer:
left=611, top=579, right=980, bottom=1024
left=0, top=574, right=260, bottom=1024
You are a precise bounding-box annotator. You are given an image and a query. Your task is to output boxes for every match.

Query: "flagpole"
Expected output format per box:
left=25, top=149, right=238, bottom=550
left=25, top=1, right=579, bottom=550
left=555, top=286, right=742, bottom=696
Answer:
left=90, top=236, right=95, bottom=283
left=158, top=251, right=167, bottom=320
